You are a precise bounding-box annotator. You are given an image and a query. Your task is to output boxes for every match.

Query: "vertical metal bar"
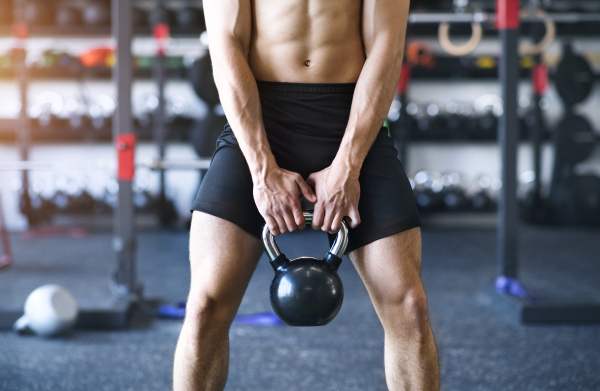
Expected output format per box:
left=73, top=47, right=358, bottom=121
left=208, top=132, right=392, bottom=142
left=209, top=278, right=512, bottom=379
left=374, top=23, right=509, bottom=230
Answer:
left=152, top=2, right=167, bottom=227
left=497, top=0, right=520, bottom=278
left=112, top=0, right=137, bottom=296
left=13, top=1, right=32, bottom=227
left=531, top=23, right=545, bottom=201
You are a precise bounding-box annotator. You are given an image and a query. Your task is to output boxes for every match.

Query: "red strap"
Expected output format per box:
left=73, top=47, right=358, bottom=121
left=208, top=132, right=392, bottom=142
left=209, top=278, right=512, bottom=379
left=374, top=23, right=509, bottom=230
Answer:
left=397, top=64, right=412, bottom=95
left=153, top=23, right=170, bottom=56
left=532, top=64, right=548, bottom=95
left=496, top=0, right=520, bottom=30
left=12, top=23, right=28, bottom=39
left=116, top=134, right=136, bottom=181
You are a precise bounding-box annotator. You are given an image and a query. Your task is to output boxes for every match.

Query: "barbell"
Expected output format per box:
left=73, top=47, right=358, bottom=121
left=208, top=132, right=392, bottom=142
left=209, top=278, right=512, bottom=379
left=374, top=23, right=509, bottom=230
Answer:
left=0, top=158, right=211, bottom=172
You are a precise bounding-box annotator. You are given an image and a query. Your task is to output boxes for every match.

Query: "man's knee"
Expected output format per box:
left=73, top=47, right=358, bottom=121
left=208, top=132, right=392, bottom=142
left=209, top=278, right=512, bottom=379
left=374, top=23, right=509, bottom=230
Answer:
left=379, top=286, right=430, bottom=339
left=184, top=293, right=236, bottom=337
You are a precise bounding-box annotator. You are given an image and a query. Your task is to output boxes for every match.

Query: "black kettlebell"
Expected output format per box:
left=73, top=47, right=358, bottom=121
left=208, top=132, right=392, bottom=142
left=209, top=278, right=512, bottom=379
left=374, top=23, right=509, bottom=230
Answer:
left=263, top=212, right=348, bottom=326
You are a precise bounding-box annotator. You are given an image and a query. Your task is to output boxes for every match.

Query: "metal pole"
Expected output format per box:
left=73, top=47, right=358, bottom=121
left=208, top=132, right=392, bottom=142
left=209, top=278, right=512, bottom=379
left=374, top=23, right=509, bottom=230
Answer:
left=152, top=1, right=168, bottom=227
left=112, top=0, right=138, bottom=297
left=531, top=22, right=546, bottom=205
left=12, top=1, right=32, bottom=227
left=497, top=0, right=520, bottom=278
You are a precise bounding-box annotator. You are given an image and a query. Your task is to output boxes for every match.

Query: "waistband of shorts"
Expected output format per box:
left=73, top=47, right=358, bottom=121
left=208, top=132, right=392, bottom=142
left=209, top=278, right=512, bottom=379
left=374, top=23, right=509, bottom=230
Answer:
left=256, top=80, right=356, bottom=95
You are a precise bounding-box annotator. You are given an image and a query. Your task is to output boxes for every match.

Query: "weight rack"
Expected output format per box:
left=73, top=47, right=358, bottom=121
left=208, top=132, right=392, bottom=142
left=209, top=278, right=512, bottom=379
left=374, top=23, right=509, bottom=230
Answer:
left=2, top=0, right=600, bottom=330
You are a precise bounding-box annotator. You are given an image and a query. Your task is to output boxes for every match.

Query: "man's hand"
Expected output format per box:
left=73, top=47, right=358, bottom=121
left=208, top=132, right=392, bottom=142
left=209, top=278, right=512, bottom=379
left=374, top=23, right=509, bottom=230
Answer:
left=253, top=167, right=317, bottom=236
left=306, top=163, right=361, bottom=233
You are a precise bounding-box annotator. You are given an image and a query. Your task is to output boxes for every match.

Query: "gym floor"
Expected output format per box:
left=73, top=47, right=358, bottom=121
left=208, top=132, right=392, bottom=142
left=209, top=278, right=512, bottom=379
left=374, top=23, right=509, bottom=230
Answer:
left=1, top=227, right=599, bottom=391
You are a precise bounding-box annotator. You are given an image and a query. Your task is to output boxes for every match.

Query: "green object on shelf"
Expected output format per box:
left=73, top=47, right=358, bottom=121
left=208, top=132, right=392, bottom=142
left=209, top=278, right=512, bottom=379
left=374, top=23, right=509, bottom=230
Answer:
left=166, top=57, right=184, bottom=69
left=136, top=56, right=154, bottom=68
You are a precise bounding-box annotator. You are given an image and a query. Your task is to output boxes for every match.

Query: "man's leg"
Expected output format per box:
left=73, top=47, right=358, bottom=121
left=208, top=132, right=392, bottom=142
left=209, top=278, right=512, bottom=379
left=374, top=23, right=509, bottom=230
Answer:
left=348, top=227, right=440, bottom=391
left=173, top=211, right=264, bottom=391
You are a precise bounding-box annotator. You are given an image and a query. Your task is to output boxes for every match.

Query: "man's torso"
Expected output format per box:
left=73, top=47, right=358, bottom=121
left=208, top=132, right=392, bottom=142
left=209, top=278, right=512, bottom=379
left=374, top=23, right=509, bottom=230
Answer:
left=248, top=0, right=366, bottom=84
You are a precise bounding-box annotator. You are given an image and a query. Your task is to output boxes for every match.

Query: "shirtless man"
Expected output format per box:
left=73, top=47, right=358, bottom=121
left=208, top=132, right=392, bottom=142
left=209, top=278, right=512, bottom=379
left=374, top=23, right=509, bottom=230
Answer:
left=173, top=0, right=440, bottom=389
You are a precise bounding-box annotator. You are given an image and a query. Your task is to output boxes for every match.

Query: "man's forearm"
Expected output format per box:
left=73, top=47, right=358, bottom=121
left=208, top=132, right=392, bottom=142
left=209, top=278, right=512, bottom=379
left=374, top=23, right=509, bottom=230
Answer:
left=333, top=49, right=404, bottom=173
left=210, top=38, right=277, bottom=180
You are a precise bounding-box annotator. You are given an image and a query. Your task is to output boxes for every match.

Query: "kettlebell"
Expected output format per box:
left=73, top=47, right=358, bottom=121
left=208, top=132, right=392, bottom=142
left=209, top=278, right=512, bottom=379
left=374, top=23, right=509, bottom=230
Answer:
left=14, top=284, right=79, bottom=337
left=263, top=211, right=348, bottom=326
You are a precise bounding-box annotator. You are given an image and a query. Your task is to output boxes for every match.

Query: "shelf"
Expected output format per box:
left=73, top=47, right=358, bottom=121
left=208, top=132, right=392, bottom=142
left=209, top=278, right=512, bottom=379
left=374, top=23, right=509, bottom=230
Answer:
left=0, top=118, right=194, bottom=143
left=0, top=66, right=188, bottom=81
left=0, top=25, right=205, bottom=39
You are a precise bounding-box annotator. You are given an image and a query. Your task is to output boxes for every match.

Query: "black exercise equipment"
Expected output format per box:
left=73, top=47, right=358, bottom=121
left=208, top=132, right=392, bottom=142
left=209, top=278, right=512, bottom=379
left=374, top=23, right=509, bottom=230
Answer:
left=555, top=44, right=594, bottom=107
left=189, top=54, right=221, bottom=107
left=56, top=6, right=82, bottom=27
left=190, top=110, right=228, bottom=158
left=82, top=0, right=112, bottom=26
left=24, top=1, right=55, bottom=26
left=440, top=173, right=469, bottom=211
left=263, top=212, right=348, bottom=326
left=555, top=113, right=596, bottom=165
left=176, top=7, right=205, bottom=31
left=132, top=8, right=148, bottom=27
left=148, top=4, right=174, bottom=27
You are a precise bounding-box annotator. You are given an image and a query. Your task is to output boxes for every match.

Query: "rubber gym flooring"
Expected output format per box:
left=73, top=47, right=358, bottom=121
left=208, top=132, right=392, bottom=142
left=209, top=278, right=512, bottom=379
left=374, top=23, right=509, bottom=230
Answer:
left=1, top=227, right=599, bottom=391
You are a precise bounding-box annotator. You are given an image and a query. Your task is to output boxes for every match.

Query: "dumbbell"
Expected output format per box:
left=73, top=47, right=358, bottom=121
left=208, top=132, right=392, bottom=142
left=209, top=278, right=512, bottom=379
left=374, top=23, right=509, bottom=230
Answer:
left=82, top=0, right=111, bottom=27
left=18, top=180, right=55, bottom=223
left=133, top=175, right=153, bottom=212
left=25, top=1, right=56, bottom=26
left=70, top=177, right=96, bottom=214
left=440, top=172, right=469, bottom=211
left=56, top=6, right=82, bottom=26
left=412, top=170, right=443, bottom=212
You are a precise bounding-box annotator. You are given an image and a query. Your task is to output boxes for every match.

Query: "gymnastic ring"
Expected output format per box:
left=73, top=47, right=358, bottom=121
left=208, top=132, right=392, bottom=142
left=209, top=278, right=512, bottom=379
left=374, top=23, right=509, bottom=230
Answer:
left=519, top=9, right=555, bottom=56
left=438, top=21, right=483, bottom=57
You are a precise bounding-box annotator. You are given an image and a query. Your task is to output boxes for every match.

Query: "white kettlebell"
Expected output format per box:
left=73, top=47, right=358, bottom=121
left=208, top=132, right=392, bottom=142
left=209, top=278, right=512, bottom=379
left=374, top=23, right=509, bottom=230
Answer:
left=14, top=284, right=79, bottom=337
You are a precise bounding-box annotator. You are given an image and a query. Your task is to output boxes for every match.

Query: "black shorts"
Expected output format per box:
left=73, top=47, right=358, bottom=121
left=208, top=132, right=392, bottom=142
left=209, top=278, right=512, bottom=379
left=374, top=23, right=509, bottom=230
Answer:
left=191, top=80, right=420, bottom=253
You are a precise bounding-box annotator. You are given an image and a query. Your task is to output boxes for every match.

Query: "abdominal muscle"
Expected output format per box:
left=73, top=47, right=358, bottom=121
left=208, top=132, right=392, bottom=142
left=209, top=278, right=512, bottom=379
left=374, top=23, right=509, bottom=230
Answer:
left=248, top=0, right=366, bottom=84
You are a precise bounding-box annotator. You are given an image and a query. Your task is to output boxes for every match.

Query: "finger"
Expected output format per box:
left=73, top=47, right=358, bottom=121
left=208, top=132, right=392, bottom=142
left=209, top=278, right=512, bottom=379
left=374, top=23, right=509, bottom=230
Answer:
left=295, top=174, right=317, bottom=203
left=264, top=215, right=280, bottom=236
left=347, top=208, right=361, bottom=229
left=282, top=205, right=298, bottom=233
left=291, top=199, right=306, bottom=230
left=312, top=202, right=324, bottom=230
left=273, top=213, right=288, bottom=235
left=321, top=207, right=334, bottom=232
left=331, top=212, right=344, bottom=232
left=305, top=174, right=316, bottom=189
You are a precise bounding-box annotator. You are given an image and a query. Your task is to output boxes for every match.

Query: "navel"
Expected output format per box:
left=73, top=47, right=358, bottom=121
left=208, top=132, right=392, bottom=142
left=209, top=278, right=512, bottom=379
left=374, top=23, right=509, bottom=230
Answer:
left=304, top=60, right=311, bottom=67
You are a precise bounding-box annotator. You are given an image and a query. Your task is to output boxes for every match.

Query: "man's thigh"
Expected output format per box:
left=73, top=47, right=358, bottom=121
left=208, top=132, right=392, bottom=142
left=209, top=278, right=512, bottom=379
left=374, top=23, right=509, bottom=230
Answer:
left=188, top=211, right=264, bottom=309
left=348, top=227, right=423, bottom=310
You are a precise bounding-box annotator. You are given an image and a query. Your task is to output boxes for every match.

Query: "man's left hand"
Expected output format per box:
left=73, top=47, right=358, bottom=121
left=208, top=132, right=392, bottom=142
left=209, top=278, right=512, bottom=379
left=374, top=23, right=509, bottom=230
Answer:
left=306, top=163, right=361, bottom=232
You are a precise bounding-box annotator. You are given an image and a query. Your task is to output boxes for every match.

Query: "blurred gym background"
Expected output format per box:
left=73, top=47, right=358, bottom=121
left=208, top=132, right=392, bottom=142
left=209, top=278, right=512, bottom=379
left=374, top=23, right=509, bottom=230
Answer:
left=0, top=0, right=599, bottom=390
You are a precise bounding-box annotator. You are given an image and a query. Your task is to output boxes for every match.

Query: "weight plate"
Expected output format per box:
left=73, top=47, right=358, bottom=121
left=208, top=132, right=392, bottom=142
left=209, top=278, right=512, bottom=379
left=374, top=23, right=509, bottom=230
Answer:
left=573, top=175, right=600, bottom=226
left=555, top=113, right=596, bottom=165
left=555, top=45, right=594, bottom=106
left=189, top=54, right=221, bottom=106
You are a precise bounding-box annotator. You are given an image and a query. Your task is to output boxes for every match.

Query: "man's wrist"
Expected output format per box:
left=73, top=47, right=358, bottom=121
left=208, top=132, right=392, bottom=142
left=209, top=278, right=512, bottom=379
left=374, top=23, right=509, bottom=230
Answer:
left=249, top=154, right=279, bottom=183
left=332, top=154, right=362, bottom=178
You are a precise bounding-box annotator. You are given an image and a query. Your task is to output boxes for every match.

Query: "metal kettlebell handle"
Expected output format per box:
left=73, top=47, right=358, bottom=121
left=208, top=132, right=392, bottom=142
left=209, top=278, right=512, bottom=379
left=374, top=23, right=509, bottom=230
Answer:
left=262, top=211, right=349, bottom=261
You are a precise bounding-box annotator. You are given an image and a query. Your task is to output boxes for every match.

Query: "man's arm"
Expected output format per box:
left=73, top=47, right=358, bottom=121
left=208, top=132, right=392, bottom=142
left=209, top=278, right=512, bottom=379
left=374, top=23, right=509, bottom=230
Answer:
left=203, top=0, right=316, bottom=235
left=308, top=0, right=410, bottom=233
left=337, top=0, right=410, bottom=168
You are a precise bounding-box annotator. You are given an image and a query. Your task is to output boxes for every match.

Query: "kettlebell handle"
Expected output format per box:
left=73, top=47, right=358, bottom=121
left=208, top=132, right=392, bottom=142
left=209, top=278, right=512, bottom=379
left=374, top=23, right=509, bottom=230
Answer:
left=262, top=211, right=349, bottom=261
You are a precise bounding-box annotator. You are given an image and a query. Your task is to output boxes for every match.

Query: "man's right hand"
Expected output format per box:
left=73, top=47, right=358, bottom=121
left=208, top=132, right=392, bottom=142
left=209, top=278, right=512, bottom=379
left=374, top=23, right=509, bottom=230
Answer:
left=253, top=167, right=317, bottom=236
